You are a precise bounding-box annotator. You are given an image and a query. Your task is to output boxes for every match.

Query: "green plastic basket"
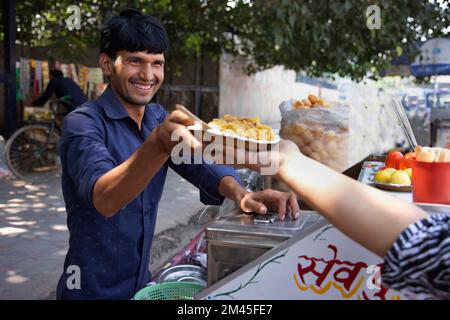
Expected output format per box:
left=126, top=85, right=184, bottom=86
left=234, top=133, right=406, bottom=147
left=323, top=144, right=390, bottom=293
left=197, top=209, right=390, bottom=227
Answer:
left=133, top=282, right=204, bottom=300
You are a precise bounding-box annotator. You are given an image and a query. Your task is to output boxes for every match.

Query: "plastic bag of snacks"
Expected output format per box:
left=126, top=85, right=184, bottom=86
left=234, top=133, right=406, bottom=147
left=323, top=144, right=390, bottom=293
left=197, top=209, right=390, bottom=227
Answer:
left=279, top=89, right=407, bottom=172
left=279, top=96, right=350, bottom=171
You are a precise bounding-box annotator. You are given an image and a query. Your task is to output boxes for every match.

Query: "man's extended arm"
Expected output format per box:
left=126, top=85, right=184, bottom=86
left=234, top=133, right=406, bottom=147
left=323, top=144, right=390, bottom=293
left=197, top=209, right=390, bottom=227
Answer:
left=92, top=111, right=198, bottom=217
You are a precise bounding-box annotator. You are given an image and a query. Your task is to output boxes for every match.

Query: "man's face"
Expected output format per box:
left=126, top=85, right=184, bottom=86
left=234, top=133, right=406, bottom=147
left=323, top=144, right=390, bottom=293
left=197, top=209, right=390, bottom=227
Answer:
left=101, top=50, right=165, bottom=107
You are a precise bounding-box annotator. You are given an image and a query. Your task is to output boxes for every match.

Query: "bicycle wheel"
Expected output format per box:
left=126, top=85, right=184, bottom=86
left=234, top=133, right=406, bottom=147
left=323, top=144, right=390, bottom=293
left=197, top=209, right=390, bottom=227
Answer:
left=5, top=124, right=62, bottom=183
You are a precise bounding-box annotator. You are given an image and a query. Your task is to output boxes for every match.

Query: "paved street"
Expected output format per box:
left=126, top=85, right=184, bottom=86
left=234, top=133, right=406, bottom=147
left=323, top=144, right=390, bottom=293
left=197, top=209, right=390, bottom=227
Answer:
left=0, top=168, right=206, bottom=299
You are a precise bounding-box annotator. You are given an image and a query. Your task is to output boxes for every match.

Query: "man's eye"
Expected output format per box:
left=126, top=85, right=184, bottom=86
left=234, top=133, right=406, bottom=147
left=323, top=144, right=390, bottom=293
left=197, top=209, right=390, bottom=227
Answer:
left=129, top=59, right=140, bottom=64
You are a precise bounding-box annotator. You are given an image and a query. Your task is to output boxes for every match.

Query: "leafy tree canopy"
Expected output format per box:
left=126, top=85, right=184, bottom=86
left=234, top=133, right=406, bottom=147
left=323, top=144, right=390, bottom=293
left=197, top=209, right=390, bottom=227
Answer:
left=5, top=0, right=450, bottom=80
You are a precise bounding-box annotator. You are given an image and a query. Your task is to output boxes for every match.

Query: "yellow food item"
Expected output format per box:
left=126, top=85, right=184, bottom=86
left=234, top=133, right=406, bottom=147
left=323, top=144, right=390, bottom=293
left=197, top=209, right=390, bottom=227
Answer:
left=310, top=152, right=321, bottom=161
left=208, top=115, right=275, bottom=141
left=281, top=124, right=347, bottom=171
left=389, top=170, right=411, bottom=185
left=301, top=145, right=313, bottom=156
left=374, top=169, right=394, bottom=183
left=280, top=95, right=347, bottom=172
left=403, top=168, right=412, bottom=179
left=308, top=94, right=319, bottom=104
left=302, top=99, right=312, bottom=107
left=293, top=100, right=310, bottom=109
left=292, top=95, right=330, bottom=109
left=302, top=129, right=314, bottom=144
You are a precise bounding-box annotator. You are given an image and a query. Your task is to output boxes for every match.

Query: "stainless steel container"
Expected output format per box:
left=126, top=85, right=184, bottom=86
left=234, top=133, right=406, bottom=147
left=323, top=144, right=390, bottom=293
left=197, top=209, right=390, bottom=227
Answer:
left=206, top=207, right=323, bottom=286
left=156, top=264, right=207, bottom=287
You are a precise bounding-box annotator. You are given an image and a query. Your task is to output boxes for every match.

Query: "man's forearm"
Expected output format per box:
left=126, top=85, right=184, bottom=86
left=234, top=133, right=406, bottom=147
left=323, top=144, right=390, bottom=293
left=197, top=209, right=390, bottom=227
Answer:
left=93, top=130, right=169, bottom=217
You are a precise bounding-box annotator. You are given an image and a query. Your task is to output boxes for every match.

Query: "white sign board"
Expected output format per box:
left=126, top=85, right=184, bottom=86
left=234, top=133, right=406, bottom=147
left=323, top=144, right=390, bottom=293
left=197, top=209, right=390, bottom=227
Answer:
left=201, top=225, right=406, bottom=300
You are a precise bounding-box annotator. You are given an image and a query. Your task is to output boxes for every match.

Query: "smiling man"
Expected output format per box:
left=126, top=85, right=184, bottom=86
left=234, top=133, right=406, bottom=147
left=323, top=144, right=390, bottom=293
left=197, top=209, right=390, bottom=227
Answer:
left=56, top=9, right=299, bottom=300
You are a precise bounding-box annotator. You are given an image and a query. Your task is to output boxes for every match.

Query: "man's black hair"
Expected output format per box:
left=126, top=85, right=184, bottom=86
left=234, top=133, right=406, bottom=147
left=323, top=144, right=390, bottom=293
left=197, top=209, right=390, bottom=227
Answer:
left=100, top=9, right=169, bottom=58
left=50, top=69, right=64, bottom=78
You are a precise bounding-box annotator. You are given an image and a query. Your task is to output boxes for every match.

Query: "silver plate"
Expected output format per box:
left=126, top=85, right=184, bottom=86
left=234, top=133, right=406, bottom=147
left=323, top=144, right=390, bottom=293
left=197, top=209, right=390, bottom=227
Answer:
left=156, top=264, right=207, bottom=287
left=207, top=208, right=323, bottom=241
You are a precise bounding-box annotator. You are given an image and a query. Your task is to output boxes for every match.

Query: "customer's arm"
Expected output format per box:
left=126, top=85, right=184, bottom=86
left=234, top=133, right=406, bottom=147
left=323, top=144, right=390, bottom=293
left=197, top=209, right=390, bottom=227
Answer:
left=215, top=140, right=427, bottom=257
left=276, top=141, right=427, bottom=257
left=220, top=140, right=446, bottom=298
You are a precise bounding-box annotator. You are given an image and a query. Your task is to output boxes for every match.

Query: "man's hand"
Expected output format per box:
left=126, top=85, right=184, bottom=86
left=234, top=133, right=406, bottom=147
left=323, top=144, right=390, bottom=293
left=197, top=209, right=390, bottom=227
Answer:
left=154, top=110, right=201, bottom=155
left=93, top=110, right=202, bottom=217
left=240, top=189, right=300, bottom=221
left=218, top=176, right=300, bottom=220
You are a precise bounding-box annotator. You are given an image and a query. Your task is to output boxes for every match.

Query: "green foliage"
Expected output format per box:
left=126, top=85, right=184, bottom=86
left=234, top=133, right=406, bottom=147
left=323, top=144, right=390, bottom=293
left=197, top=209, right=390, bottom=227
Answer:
left=7, top=0, right=450, bottom=80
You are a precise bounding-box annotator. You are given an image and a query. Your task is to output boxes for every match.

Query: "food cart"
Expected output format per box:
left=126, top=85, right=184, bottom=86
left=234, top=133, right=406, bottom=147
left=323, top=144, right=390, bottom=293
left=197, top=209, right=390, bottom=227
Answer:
left=142, top=95, right=447, bottom=300
left=190, top=157, right=446, bottom=300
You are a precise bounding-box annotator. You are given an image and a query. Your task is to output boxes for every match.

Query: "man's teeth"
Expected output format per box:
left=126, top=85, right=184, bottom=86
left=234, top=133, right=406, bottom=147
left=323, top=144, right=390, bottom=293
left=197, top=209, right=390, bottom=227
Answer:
left=132, top=82, right=153, bottom=90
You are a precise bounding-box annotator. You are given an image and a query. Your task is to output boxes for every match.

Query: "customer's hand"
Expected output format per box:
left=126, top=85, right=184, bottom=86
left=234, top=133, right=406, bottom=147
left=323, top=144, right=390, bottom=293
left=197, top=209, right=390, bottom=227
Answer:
left=239, top=188, right=300, bottom=220
left=269, top=139, right=302, bottom=176
left=153, top=110, right=201, bottom=155
left=204, top=138, right=303, bottom=178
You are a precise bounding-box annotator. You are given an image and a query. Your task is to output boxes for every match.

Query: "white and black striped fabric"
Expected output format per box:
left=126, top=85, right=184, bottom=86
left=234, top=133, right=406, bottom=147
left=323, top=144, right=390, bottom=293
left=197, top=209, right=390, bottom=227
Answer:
left=382, top=213, right=450, bottom=300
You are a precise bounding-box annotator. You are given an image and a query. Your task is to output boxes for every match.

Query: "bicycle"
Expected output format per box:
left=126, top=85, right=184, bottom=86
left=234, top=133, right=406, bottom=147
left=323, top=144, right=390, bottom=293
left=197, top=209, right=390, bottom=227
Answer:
left=4, top=96, right=74, bottom=183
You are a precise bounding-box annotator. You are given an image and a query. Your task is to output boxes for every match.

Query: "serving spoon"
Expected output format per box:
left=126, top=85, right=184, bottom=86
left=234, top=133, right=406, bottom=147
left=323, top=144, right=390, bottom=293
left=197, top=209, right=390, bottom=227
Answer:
left=175, top=104, right=210, bottom=130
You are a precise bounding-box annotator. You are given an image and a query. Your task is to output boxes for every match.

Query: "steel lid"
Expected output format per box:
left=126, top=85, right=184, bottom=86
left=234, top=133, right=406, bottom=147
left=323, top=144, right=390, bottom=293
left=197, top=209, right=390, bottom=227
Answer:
left=206, top=207, right=323, bottom=238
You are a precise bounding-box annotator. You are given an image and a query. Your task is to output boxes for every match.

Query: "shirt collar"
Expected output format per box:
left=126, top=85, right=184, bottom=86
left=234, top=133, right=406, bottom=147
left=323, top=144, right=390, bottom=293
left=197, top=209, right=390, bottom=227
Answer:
left=97, top=85, right=164, bottom=130
left=97, top=85, right=132, bottom=120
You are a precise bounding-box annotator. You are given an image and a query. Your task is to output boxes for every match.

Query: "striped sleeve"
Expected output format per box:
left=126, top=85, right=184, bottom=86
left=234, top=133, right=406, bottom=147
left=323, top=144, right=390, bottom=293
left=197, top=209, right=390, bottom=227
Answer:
left=382, top=213, right=450, bottom=300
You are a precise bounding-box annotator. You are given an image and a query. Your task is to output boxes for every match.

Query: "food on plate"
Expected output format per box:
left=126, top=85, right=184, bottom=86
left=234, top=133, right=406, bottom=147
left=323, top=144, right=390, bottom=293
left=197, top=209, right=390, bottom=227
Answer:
left=403, top=168, right=412, bottom=179
left=292, top=94, right=331, bottom=109
left=384, top=150, right=420, bottom=170
left=208, top=115, right=276, bottom=141
left=383, top=167, right=397, bottom=175
left=374, top=169, right=394, bottom=183
left=383, top=146, right=449, bottom=168
left=374, top=168, right=412, bottom=186
left=390, top=170, right=411, bottom=186
left=385, top=150, right=405, bottom=169
left=399, top=152, right=415, bottom=170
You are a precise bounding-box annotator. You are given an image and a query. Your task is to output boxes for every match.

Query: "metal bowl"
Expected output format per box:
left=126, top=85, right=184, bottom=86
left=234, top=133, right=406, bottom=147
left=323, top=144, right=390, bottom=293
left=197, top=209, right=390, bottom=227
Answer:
left=156, top=264, right=207, bottom=287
